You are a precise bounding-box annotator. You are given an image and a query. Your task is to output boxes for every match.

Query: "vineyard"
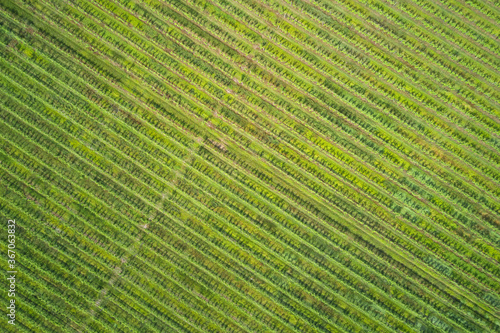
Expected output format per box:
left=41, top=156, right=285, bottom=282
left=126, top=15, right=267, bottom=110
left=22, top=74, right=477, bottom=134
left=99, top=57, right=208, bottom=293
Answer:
left=0, top=0, right=499, bottom=331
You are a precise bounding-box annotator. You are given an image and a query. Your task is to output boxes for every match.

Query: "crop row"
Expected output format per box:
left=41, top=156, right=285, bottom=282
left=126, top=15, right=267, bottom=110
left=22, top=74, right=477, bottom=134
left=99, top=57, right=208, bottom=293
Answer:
left=1, top=41, right=486, bottom=332
left=176, top=0, right=500, bottom=195
left=0, top=22, right=492, bottom=333
left=0, top=60, right=408, bottom=332
left=328, top=0, right=500, bottom=86
left=0, top=189, right=202, bottom=332
left=130, top=0, right=500, bottom=218
left=35, top=0, right=500, bottom=296
left=2, top=0, right=499, bottom=331
left=210, top=0, right=500, bottom=169
left=247, top=0, right=500, bottom=142
left=4, top=3, right=500, bottom=324
left=14, top=0, right=500, bottom=241
left=113, top=0, right=500, bottom=243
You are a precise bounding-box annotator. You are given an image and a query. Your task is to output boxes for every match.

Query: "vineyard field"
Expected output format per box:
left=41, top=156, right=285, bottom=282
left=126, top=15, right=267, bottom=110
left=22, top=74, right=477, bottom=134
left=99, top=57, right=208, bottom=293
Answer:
left=0, top=0, right=500, bottom=332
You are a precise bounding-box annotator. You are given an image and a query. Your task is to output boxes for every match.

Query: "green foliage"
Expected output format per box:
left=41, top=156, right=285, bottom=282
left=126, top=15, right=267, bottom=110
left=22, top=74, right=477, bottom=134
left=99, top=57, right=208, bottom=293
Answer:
left=1, top=0, right=499, bottom=331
